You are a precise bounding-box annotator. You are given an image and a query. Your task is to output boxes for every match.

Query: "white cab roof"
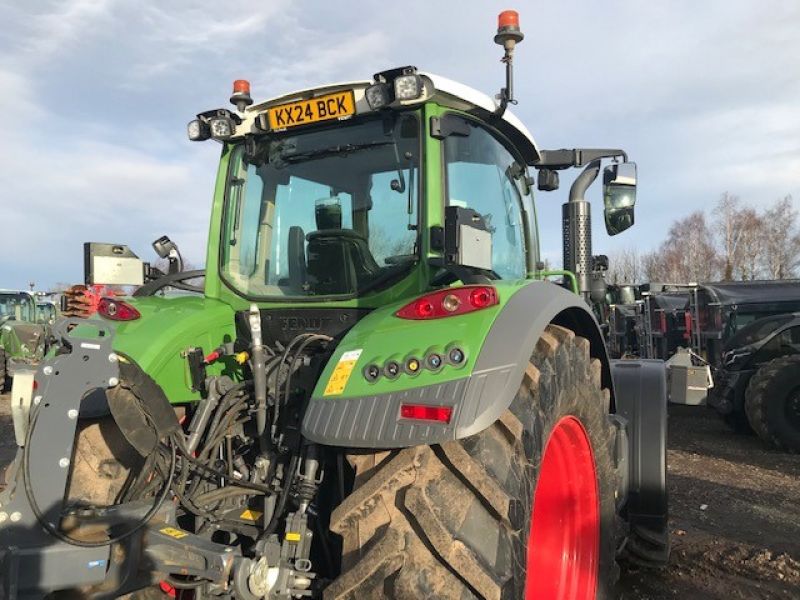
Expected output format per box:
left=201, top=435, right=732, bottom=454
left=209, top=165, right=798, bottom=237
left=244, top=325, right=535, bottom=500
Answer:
left=243, top=69, right=541, bottom=163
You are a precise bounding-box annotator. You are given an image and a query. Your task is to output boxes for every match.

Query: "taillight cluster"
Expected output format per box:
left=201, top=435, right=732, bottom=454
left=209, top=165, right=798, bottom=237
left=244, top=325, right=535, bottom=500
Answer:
left=395, top=286, right=498, bottom=320
left=97, top=297, right=141, bottom=321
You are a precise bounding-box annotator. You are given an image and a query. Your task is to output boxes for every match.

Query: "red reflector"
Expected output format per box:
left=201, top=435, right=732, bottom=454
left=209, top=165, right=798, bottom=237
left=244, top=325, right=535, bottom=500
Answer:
left=400, top=404, right=453, bottom=424
left=97, top=297, right=141, bottom=321
left=498, top=10, right=520, bottom=29
left=233, top=79, right=250, bottom=94
left=396, top=286, right=499, bottom=320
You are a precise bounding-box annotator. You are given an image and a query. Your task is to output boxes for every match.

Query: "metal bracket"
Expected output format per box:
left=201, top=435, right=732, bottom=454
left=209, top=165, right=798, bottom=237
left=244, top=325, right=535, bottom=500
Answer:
left=0, top=319, right=120, bottom=597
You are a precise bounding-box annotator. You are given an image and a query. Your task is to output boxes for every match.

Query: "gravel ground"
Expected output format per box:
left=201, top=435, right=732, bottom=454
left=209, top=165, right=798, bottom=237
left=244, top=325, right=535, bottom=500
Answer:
left=618, top=404, right=800, bottom=599
left=1, top=395, right=798, bottom=597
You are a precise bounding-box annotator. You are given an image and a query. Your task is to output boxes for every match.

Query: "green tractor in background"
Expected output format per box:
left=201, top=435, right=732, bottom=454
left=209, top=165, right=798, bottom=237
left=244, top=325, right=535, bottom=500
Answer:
left=0, top=12, right=668, bottom=600
left=0, top=290, right=51, bottom=390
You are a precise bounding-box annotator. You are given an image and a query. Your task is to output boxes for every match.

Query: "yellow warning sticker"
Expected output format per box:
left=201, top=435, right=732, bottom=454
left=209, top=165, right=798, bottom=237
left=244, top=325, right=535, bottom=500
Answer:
left=285, top=531, right=302, bottom=542
left=160, top=527, right=188, bottom=539
left=240, top=509, right=263, bottom=522
left=323, top=349, right=362, bottom=396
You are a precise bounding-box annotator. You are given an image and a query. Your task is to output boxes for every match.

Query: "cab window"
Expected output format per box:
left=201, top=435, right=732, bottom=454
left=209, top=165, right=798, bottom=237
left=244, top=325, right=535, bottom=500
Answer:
left=443, top=119, right=528, bottom=279
left=754, top=325, right=800, bottom=364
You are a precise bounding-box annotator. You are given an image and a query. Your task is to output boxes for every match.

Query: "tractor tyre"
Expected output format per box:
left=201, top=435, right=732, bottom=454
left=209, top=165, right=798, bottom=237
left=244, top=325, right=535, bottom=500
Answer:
left=326, top=324, right=619, bottom=600
left=744, top=355, right=800, bottom=452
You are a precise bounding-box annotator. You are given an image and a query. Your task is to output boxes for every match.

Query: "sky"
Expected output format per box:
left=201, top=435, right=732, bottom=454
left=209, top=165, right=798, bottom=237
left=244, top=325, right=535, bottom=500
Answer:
left=1, top=0, right=798, bottom=290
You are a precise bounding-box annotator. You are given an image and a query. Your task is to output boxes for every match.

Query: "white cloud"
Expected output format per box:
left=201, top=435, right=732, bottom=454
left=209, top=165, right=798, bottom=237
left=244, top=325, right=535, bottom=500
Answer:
left=0, top=0, right=799, bottom=289
left=16, top=0, right=116, bottom=64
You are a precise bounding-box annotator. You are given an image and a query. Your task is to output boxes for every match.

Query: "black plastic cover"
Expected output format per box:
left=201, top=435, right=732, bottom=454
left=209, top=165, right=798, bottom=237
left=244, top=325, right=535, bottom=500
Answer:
left=235, top=308, right=372, bottom=347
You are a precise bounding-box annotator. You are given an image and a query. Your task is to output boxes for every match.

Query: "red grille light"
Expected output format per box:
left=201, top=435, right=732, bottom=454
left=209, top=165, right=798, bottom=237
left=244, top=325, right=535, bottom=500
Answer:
left=97, top=297, right=141, bottom=321
left=396, top=286, right=499, bottom=320
left=400, top=404, right=453, bottom=424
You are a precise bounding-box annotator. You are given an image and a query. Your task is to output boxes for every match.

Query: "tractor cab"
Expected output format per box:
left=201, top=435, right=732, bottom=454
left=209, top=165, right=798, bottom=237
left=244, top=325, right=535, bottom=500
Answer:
left=198, top=68, right=545, bottom=303
left=0, top=290, right=36, bottom=324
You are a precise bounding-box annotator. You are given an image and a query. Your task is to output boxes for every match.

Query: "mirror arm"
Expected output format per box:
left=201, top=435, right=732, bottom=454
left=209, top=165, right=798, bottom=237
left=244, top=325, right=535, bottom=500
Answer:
left=568, top=160, right=601, bottom=203
left=536, top=148, right=627, bottom=170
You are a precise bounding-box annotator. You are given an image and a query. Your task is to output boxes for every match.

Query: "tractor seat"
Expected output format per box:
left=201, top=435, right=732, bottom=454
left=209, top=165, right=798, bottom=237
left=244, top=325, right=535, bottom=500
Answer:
left=305, top=229, right=381, bottom=295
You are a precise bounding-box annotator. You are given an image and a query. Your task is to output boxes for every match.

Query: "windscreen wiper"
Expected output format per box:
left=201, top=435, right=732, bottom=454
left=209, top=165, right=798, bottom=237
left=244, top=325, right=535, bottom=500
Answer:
left=278, top=141, right=395, bottom=164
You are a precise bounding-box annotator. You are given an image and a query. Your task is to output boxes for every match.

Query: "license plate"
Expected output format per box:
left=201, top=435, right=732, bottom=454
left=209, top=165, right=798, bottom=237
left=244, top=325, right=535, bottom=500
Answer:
left=268, top=90, right=355, bottom=130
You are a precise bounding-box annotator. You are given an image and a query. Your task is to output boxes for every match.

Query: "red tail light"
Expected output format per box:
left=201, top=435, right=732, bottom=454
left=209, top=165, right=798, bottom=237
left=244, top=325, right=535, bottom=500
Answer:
left=400, top=404, right=453, bottom=424
left=684, top=312, right=692, bottom=339
left=396, top=286, right=499, bottom=320
left=97, top=297, right=141, bottom=321
left=659, top=312, right=667, bottom=334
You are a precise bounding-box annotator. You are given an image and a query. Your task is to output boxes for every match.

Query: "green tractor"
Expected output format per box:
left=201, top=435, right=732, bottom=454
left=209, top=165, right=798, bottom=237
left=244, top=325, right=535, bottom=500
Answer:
left=0, top=12, right=668, bottom=599
left=0, top=290, right=50, bottom=389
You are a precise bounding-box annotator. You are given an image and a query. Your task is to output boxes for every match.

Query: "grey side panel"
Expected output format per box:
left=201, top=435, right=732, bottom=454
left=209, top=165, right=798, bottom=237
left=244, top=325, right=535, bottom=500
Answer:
left=303, top=368, right=511, bottom=448
left=457, top=281, right=599, bottom=438
left=611, top=359, right=669, bottom=538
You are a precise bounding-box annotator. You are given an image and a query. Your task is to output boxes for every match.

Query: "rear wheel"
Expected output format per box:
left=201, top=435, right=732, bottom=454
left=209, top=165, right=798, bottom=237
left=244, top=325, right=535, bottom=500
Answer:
left=326, top=325, right=619, bottom=600
left=745, top=356, right=800, bottom=452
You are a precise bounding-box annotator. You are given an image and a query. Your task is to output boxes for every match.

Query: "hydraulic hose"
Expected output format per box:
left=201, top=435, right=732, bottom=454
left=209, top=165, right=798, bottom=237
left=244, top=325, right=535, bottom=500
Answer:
left=258, top=454, right=299, bottom=541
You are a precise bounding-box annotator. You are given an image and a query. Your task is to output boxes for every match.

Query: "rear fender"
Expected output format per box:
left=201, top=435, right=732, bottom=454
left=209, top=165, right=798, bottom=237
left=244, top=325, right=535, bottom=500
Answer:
left=455, top=283, right=613, bottom=438
left=303, top=282, right=613, bottom=447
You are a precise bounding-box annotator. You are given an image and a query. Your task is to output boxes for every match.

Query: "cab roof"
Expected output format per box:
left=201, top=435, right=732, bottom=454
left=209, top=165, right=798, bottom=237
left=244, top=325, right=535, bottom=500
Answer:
left=240, top=70, right=541, bottom=165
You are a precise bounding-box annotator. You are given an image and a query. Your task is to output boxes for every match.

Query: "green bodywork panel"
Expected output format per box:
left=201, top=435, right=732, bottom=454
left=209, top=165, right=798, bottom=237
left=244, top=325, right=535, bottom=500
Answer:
left=105, top=101, right=549, bottom=404
left=310, top=279, right=530, bottom=399
left=110, top=296, right=237, bottom=403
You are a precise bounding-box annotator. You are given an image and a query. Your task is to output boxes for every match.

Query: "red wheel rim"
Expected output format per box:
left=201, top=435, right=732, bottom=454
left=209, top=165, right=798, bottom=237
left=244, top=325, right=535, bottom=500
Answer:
left=525, top=416, right=600, bottom=599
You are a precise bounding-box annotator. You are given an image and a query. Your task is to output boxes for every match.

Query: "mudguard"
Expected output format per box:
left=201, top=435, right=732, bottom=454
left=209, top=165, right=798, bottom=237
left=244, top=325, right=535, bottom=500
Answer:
left=610, top=358, right=670, bottom=562
left=302, top=282, right=611, bottom=447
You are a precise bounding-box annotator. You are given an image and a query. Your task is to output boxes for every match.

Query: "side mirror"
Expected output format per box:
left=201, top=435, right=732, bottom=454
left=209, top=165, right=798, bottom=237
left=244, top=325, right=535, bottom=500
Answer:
left=84, top=242, right=144, bottom=286
left=602, top=162, right=637, bottom=235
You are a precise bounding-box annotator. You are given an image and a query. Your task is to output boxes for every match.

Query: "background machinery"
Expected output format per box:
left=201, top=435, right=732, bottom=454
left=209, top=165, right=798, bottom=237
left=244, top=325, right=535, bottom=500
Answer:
left=0, top=290, right=51, bottom=390
left=709, top=312, right=800, bottom=450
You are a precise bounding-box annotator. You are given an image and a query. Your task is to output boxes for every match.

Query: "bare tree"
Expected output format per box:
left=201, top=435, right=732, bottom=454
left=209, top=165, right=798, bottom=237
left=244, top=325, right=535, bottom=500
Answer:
left=643, top=212, right=720, bottom=283
left=734, top=207, right=764, bottom=280
left=607, top=247, right=642, bottom=284
left=761, top=196, right=800, bottom=279
left=713, top=192, right=746, bottom=280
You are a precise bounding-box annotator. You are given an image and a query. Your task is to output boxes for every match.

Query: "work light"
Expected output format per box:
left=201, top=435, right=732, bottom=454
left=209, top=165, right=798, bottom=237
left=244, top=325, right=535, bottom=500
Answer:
left=208, top=116, right=234, bottom=140
left=393, top=74, right=423, bottom=101
left=365, top=82, right=391, bottom=109
left=187, top=119, right=210, bottom=141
